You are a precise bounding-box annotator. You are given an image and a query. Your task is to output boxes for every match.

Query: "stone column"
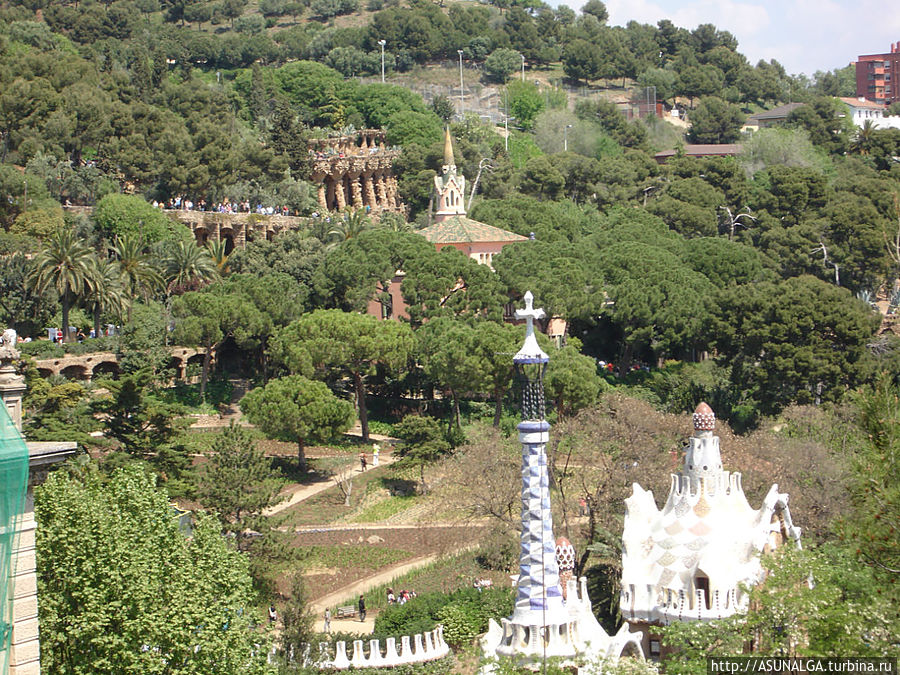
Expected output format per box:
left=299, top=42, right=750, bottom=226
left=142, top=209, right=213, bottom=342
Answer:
left=326, top=178, right=336, bottom=211
left=363, top=173, right=377, bottom=208
left=376, top=173, right=388, bottom=208
left=0, top=347, right=25, bottom=430
left=334, top=177, right=347, bottom=211
left=350, top=173, right=363, bottom=209
left=317, top=183, right=327, bottom=211
left=386, top=175, right=399, bottom=209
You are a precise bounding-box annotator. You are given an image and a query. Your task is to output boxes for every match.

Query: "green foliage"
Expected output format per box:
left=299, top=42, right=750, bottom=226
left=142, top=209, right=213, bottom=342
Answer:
left=27, top=227, right=94, bottom=343
left=484, top=48, right=522, bottom=84
left=688, top=96, right=744, bottom=143
left=740, top=127, right=831, bottom=176
left=198, top=422, right=288, bottom=586
left=117, top=300, right=170, bottom=377
left=272, top=308, right=414, bottom=440
left=415, top=318, right=490, bottom=428
left=171, top=288, right=264, bottom=394
left=662, top=544, right=897, bottom=667
left=24, top=377, right=101, bottom=444
left=431, top=94, right=454, bottom=123
left=35, top=464, right=270, bottom=675
left=544, top=341, right=604, bottom=417
left=840, top=375, right=900, bottom=574
left=714, top=275, right=880, bottom=415
left=393, top=414, right=451, bottom=492
left=386, top=110, right=442, bottom=147
left=93, top=194, right=185, bottom=244
left=595, top=238, right=715, bottom=373
left=91, top=369, right=183, bottom=457
left=10, top=205, right=65, bottom=239
left=373, top=587, right=513, bottom=647
left=241, top=374, right=355, bottom=471
left=228, top=230, right=324, bottom=287
left=506, top=80, right=545, bottom=131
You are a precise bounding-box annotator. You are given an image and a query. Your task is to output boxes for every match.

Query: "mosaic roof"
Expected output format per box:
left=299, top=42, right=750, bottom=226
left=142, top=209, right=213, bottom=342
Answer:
left=417, top=216, right=528, bottom=245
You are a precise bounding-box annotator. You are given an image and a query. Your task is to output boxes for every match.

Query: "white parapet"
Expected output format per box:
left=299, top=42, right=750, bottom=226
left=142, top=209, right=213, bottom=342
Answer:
left=311, top=627, right=449, bottom=670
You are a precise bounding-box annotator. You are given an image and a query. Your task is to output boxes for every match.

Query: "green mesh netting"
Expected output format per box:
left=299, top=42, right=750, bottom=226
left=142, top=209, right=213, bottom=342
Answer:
left=0, top=404, right=28, bottom=673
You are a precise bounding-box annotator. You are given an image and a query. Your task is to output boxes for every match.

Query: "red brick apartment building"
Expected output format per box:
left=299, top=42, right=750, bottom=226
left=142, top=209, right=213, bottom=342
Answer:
left=855, top=42, right=900, bottom=105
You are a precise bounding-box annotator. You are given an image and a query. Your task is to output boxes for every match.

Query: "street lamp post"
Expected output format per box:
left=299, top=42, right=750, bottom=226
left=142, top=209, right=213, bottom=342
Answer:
left=378, top=40, right=386, bottom=83
left=505, top=116, right=515, bottom=152
left=564, top=124, right=572, bottom=152
left=521, top=54, right=525, bottom=82
left=458, top=50, right=465, bottom=118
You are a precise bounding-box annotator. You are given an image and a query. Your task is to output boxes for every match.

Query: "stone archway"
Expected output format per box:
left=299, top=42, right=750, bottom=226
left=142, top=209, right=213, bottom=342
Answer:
left=194, top=226, right=209, bottom=246
left=618, top=637, right=644, bottom=659
left=60, top=364, right=89, bottom=381
left=91, top=361, right=120, bottom=380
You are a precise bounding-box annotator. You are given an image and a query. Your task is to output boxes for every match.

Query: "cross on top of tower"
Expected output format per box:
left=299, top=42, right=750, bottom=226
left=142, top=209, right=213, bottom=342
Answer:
left=513, top=291, right=549, bottom=364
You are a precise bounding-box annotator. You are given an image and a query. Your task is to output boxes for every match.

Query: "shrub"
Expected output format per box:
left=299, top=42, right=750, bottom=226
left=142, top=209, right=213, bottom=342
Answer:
left=371, top=587, right=513, bottom=646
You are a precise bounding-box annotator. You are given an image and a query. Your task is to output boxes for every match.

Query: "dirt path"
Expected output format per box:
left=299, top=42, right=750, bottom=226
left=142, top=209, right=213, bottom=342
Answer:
left=264, top=453, right=399, bottom=517
left=308, top=543, right=479, bottom=634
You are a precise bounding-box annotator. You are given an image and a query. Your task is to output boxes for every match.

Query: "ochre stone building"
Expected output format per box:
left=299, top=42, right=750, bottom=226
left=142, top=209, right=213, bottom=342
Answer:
left=308, top=129, right=402, bottom=214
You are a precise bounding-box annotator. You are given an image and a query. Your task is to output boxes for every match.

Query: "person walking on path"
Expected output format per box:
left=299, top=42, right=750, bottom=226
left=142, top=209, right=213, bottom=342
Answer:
left=358, top=594, right=366, bottom=622
left=372, top=444, right=380, bottom=467
left=268, top=605, right=277, bottom=624
left=324, top=608, right=331, bottom=633
left=359, top=452, right=367, bottom=472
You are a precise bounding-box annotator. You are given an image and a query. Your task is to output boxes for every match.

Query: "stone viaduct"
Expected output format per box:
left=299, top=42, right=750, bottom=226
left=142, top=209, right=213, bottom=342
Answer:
left=33, top=347, right=207, bottom=382
left=308, top=129, right=402, bottom=214
left=62, top=129, right=404, bottom=253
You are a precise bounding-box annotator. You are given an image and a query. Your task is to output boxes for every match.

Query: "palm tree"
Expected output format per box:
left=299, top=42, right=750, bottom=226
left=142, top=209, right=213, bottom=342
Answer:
left=85, top=257, right=129, bottom=340
left=110, top=235, right=164, bottom=311
left=28, top=228, right=94, bottom=342
left=326, top=208, right=372, bottom=247
left=164, top=239, right=219, bottom=295
left=206, top=239, right=231, bottom=276
left=851, top=119, right=878, bottom=155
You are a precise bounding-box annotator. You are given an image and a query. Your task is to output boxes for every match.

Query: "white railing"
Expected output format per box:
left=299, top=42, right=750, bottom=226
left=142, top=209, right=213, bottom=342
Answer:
left=312, top=625, right=449, bottom=670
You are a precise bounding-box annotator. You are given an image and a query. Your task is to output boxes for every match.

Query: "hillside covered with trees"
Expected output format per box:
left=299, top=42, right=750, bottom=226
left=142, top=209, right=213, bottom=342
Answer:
left=3, top=0, right=900, bottom=670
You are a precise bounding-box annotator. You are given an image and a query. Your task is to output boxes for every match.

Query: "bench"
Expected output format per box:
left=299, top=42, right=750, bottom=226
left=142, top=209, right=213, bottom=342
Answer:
left=336, top=605, right=357, bottom=619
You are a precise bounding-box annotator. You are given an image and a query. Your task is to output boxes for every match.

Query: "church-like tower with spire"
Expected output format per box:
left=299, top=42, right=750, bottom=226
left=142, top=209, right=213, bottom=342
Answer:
left=417, top=129, right=526, bottom=268
left=619, top=403, right=802, bottom=659
left=481, top=292, right=643, bottom=673
left=433, top=127, right=467, bottom=222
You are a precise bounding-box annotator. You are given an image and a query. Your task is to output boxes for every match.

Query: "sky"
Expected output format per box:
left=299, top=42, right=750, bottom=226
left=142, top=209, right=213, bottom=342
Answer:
left=557, top=0, right=900, bottom=78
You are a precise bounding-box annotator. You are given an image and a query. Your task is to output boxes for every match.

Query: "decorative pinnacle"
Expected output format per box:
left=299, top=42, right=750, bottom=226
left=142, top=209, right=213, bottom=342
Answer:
left=513, top=291, right=548, bottom=364
left=442, top=126, right=455, bottom=169
left=692, top=402, right=715, bottom=431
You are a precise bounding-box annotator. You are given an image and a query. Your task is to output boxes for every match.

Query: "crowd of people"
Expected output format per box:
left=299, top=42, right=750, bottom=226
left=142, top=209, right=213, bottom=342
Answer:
left=151, top=196, right=296, bottom=216
left=386, top=588, right=416, bottom=605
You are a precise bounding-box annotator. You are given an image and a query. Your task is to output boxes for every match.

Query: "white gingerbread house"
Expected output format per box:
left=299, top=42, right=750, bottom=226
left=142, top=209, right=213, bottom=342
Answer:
left=619, top=403, right=802, bottom=659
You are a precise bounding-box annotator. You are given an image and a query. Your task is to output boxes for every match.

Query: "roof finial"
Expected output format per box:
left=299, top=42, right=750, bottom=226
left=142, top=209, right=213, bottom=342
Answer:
left=513, top=291, right=548, bottom=364
left=692, top=402, right=715, bottom=431
left=443, top=126, right=455, bottom=169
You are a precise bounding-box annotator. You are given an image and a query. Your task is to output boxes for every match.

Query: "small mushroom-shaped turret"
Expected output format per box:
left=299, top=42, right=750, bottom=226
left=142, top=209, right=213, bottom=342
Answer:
left=555, top=536, right=576, bottom=572
left=692, top=402, right=715, bottom=432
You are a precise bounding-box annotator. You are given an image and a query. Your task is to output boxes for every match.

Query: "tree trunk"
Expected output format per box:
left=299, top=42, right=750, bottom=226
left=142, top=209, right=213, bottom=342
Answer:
left=93, top=305, right=101, bottom=342
left=297, top=439, right=307, bottom=473
left=493, top=388, right=503, bottom=427
left=61, top=291, right=71, bottom=343
left=354, top=371, right=369, bottom=442
left=200, top=346, right=213, bottom=399
left=419, top=463, right=428, bottom=495
left=618, top=342, right=633, bottom=379
left=452, top=390, right=461, bottom=428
